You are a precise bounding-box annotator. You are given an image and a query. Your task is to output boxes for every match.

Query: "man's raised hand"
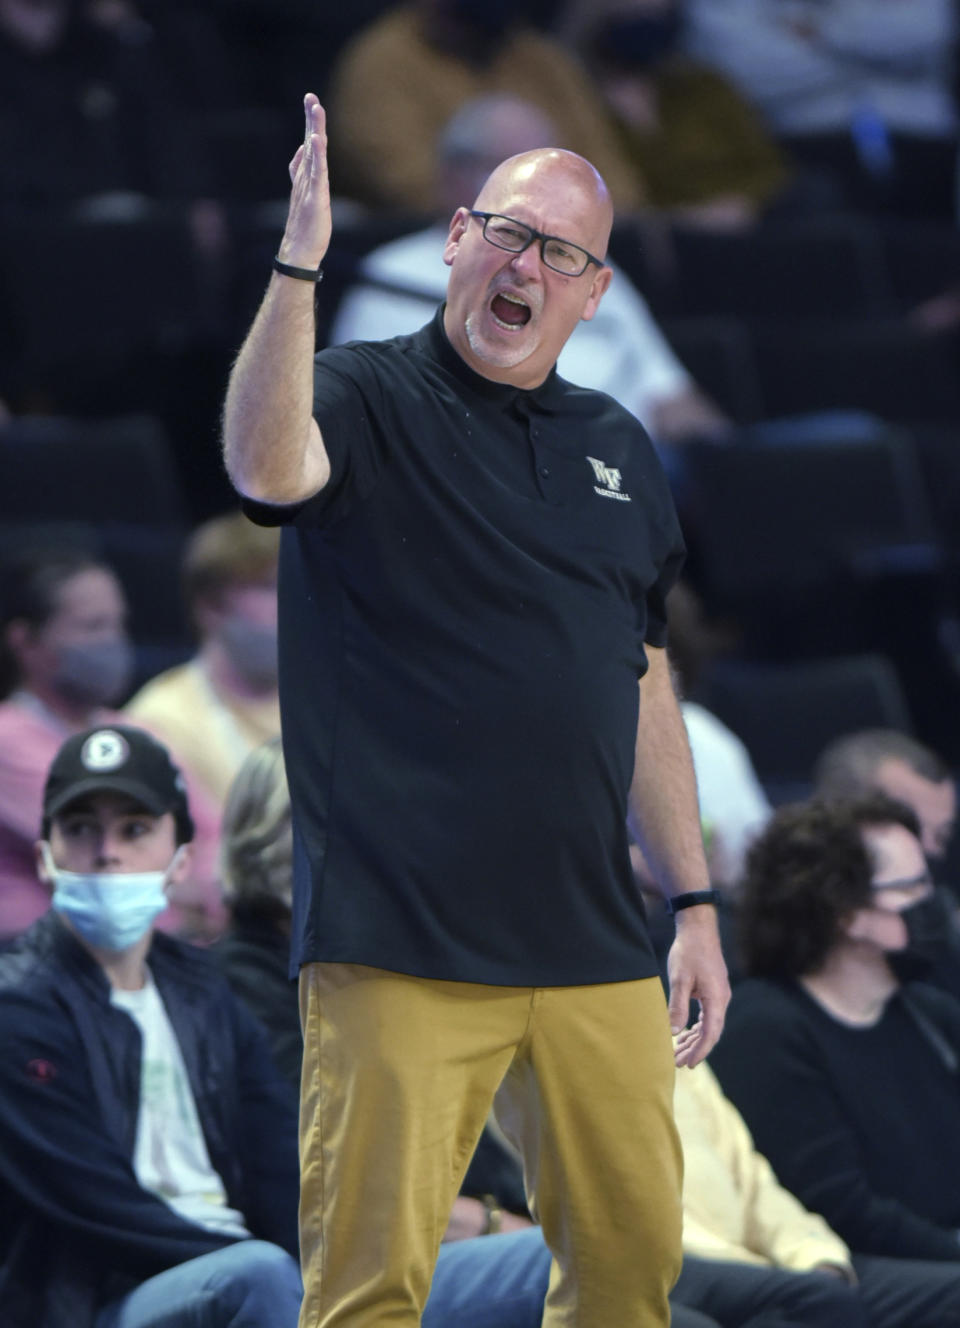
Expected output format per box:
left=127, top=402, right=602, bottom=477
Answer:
left=278, top=93, right=332, bottom=271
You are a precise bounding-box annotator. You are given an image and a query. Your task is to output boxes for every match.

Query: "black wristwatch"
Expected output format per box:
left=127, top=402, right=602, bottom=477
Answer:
left=665, top=889, right=722, bottom=915
left=273, top=256, right=324, bottom=282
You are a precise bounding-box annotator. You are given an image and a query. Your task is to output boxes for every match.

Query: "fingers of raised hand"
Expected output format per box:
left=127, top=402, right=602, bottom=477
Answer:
left=290, top=94, right=326, bottom=184
left=304, top=91, right=320, bottom=140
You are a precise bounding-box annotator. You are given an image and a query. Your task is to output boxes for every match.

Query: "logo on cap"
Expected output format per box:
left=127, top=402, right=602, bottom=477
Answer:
left=81, top=730, right=130, bottom=772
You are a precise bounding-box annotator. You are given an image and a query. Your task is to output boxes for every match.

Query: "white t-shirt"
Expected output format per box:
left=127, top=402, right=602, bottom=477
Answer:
left=111, top=971, right=251, bottom=1238
left=683, top=701, right=771, bottom=885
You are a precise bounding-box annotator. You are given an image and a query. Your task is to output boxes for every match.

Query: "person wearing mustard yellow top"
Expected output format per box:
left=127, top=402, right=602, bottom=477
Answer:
left=126, top=513, right=280, bottom=810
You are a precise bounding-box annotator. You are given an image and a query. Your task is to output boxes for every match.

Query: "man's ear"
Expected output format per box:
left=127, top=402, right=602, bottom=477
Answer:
left=443, top=207, right=471, bottom=268
left=580, top=264, right=613, bottom=323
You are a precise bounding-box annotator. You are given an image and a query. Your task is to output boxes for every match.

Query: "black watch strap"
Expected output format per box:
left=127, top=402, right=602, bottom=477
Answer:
left=666, top=889, right=722, bottom=915
left=273, top=256, right=324, bottom=282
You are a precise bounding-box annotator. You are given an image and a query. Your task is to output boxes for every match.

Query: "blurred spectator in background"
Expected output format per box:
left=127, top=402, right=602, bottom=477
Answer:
left=710, top=795, right=960, bottom=1304
left=215, top=737, right=299, bottom=1089
left=561, top=0, right=793, bottom=232
left=331, top=93, right=730, bottom=447
left=813, top=728, right=960, bottom=998
left=0, top=548, right=133, bottom=940
left=126, top=513, right=280, bottom=811
left=813, top=728, right=956, bottom=864
left=683, top=0, right=959, bottom=218
left=0, top=546, right=224, bottom=944
left=326, top=0, right=644, bottom=213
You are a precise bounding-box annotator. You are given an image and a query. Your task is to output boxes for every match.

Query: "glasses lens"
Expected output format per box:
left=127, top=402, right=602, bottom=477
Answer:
left=543, top=240, right=588, bottom=276
left=484, top=216, right=532, bottom=252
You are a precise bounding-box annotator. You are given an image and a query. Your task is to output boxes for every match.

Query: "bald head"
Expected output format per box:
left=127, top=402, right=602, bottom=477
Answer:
left=475, top=149, right=614, bottom=259
left=442, top=141, right=615, bottom=390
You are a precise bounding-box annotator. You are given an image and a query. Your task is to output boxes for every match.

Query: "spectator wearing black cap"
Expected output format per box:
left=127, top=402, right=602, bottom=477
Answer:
left=0, top=723, right=303, bottom=1328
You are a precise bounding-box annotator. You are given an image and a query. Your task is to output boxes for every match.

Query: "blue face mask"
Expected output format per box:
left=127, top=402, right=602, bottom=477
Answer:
left=52, top=637, right=134, bottom=708
left=42, top=843, right=182, bottom=951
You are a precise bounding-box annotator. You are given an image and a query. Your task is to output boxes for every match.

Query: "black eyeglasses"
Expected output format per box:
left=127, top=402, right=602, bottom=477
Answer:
left=468, top=211, right=604, bottom=277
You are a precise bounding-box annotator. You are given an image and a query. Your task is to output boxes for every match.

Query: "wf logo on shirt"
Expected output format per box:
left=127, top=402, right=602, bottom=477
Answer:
left=587, top=456, right=631, bottom=502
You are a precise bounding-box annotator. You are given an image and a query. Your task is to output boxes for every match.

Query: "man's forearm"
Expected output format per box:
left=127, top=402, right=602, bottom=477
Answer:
left=222, top=94, right=334, bottom=505
left=222, top=273, right=329, bottom=503
left=628, top=647, right=709, bottom=900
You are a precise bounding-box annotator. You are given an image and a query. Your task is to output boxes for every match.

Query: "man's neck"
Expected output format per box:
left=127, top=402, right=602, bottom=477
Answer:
left=800, top=947, right=898, bottom=1027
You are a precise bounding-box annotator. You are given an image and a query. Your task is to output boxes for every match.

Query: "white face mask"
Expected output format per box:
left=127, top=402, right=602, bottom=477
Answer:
left=42, top=843, right=184, bottom=952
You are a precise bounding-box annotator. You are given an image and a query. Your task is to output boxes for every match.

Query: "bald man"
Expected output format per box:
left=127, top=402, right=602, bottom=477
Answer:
left=223, top=95, right=729, bottom=1327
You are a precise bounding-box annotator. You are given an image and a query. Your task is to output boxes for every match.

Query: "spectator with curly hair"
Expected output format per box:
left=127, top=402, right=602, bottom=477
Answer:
left=709, top=795, right=960, bottom=1325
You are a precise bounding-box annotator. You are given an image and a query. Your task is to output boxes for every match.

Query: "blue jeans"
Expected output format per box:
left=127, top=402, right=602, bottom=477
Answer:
left=94, top=1241, right=302, bottom=1328
left=427, top=1228, right=551, bottom=1328
left=94, top=1229, right=551, bottom=1328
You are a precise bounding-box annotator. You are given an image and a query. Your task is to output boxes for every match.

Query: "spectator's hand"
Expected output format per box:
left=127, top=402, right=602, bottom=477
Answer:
left=278, top=94, right=332, bottom=271
left=443, top=1197, right=533, bottom=1242
left=814, top=1262, right=857, bottom=1284
left=668, top=908, right=730, bottom=1068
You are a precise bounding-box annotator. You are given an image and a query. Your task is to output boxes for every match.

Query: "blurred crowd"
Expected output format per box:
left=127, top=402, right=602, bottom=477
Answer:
left=3, top=1, right=960, bottom=1325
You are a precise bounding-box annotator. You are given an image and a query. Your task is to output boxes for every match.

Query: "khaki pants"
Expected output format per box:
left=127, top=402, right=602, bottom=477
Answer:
left=298, top=964, right=682, bottom=1328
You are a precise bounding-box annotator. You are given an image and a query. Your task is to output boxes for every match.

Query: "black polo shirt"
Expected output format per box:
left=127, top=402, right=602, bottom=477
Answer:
left=246, top=308, right=685, bottom=986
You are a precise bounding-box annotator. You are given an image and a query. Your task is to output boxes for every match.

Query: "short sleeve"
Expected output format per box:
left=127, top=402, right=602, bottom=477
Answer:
left=644, top=540, right=685, bottom=648
left=240, top=343, right=391, bottom=531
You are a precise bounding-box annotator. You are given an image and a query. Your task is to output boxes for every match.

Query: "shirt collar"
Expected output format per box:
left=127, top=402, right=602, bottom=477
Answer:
left=418, top=305, right=565, bottom=411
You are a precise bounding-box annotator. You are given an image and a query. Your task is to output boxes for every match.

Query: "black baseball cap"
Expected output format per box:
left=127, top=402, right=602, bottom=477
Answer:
left=42, top=725, right=195, bottom=843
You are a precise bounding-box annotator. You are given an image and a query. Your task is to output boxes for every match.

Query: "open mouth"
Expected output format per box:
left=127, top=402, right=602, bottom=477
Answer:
left=490, top=292, right=531, bottom=329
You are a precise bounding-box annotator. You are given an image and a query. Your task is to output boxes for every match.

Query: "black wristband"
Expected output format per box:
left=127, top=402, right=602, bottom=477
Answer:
left=666, top=889, right=722, bottom=915
left=273, top=256, right=323, bottom=282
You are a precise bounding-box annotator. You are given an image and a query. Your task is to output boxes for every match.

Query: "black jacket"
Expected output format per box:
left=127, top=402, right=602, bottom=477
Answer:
left=213, top=920, right=304, bottom=1096
left=0, top=912, right=300, bottom=1328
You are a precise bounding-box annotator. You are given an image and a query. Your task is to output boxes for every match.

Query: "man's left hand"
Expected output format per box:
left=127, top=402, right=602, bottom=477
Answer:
left=667, top=908, right=730, bottom=1068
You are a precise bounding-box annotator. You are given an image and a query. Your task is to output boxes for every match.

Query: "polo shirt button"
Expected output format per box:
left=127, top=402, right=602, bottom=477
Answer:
left=538, top=465, right=550, bottom=477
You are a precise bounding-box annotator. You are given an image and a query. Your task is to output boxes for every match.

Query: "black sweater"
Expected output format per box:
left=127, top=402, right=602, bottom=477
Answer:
left=710, top=976, right=960, bottom=1261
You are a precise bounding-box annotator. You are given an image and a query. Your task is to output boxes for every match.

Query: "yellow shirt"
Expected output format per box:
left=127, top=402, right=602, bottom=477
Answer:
left=126, top=660, right=280, bottom=807
left=676, top=1062, right=852, bottom=1273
